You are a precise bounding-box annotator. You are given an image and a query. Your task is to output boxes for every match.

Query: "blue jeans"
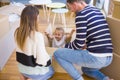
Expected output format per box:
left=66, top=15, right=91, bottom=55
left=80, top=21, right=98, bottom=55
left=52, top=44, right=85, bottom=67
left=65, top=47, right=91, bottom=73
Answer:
left=22, top=66, right=54, bottom=80
left=54, top=48, right=112, bottom=80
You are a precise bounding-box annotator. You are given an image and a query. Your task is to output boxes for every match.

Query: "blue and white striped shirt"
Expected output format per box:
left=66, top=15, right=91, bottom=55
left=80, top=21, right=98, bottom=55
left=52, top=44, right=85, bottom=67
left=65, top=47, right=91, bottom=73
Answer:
left=65, top=6, right=113, bottom=55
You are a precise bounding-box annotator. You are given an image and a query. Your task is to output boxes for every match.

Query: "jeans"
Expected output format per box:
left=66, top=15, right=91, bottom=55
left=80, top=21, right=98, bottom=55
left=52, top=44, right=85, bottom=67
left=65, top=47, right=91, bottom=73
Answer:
left=54, top=48, right=113, bottom=80
left=22, top=66, right=54, bottom=80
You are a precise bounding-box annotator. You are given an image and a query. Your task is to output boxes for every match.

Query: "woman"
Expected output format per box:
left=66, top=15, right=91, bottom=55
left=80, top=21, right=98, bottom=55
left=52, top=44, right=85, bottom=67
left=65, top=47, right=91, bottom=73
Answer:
left=14, top=5, right=54, bottom=80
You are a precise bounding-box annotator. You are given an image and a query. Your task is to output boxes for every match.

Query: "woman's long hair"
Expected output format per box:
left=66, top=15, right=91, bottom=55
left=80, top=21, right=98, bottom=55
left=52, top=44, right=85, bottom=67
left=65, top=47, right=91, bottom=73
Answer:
left=15, top=5, right=39, bottom=50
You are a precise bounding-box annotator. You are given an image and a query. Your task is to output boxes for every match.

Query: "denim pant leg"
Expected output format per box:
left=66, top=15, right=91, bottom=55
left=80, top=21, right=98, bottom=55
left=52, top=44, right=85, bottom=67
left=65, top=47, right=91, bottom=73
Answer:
left=54, top=48, right=86, bottom=80
left=81, top=67, right=107, bottom=80
left=54, top=48, right=112, bottom=80
left=81, top=56, right=113, bottom=80
left=22, top=66, right=54, bottom=80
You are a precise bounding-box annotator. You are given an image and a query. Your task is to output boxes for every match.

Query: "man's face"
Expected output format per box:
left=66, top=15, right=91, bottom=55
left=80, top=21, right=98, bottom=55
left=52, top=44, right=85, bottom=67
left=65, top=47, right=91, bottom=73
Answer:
left=67, top=3, right=76, bottom=12
left=67, top=2, right=85, bottom=13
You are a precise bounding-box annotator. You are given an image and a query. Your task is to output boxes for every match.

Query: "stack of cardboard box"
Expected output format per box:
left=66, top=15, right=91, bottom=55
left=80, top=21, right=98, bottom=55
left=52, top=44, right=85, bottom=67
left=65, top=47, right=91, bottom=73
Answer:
left=0, top=14, right=9, bottom=38
left=112, top=0, right=120, bottom=19
left=0, top=4, right=24, bottom=70
left=101, top=0, right=120, bottom=79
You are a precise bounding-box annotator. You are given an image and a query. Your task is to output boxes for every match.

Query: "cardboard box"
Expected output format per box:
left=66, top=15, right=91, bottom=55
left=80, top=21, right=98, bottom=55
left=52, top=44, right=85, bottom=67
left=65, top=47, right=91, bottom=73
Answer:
left=46, top=47, right=67, bottom=73
left=101, top=16, right=120, bottom=80
left=107, top=16, right=120, bottom=55
left=0, top=14, right=9, bottom=38
left=112, top=0, right=120, bottom=19
left=101, top=53, right=120, bottom=79
left=0, top=4, right=25, bottom=16
left=46, top=47, right=82, bottom=74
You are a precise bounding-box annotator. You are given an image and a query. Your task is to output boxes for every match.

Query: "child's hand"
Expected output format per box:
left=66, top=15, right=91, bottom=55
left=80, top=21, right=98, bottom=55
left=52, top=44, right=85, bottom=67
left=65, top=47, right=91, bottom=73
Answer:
left=71, top=28, right=76, bottom=33
left=82, top=44, right=87, bottom=50
left=45, top=32, right=49, bottom=35
left=69, top=28, right=76, bottom=36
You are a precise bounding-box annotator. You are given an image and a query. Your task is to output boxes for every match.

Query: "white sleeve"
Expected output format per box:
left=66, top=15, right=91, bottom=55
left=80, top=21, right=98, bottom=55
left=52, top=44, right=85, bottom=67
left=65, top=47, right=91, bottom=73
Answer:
left=36, top=32, right=50, bottom=66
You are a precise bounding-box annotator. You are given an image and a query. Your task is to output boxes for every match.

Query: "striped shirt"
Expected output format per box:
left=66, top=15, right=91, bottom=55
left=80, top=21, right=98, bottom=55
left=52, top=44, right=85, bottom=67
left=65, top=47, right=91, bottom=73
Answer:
left=65, top=6, right=113, bottom=55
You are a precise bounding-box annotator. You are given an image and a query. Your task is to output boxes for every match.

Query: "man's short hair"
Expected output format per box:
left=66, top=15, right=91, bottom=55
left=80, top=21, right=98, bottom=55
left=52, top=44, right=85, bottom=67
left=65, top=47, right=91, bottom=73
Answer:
left=67, top=0, right=91, bottom=4
left=67, top=0, right=84, bottom=3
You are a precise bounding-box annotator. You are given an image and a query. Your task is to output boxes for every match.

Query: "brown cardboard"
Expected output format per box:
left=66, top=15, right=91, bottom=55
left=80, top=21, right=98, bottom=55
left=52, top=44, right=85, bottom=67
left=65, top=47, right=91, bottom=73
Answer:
left=106, top=16, right=120, bottom=55
left=101, top=53, right=120, bottom=79
left=0, top=4, right=25, bottom=15
left=112, top=0, right=120, bottom=19
left=46, top=47, right=67, bottom=73
left=0, top=14, right=9, bottom=38
left=101, top=16, right=120, bottom=80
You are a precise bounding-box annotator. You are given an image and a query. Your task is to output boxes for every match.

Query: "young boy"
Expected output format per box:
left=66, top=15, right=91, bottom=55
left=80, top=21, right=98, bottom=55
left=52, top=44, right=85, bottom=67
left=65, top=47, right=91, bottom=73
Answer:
left=45, top=27, right=75, bottom=48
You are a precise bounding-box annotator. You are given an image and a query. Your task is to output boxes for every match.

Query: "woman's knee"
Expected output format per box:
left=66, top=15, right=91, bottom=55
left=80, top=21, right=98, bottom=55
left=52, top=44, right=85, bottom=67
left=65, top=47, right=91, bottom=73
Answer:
left=49, top=66, right=54, bottom=75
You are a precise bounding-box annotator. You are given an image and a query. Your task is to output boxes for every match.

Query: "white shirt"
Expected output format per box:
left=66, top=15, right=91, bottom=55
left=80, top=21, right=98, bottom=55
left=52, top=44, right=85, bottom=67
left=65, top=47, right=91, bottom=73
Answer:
left=52, top=35, right=66, bottom=48
left=15, top=32, right=50, bottom=75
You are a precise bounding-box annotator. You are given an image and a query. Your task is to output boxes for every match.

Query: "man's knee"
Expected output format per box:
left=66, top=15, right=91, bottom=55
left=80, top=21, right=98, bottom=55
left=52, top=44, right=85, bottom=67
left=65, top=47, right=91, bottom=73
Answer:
left=54, top=48, right=63, bottom=57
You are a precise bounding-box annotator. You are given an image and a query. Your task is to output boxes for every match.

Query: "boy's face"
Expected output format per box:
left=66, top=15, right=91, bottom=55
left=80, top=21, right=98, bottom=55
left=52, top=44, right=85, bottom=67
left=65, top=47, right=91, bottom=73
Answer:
left=54, top=30, right=64, bottom=41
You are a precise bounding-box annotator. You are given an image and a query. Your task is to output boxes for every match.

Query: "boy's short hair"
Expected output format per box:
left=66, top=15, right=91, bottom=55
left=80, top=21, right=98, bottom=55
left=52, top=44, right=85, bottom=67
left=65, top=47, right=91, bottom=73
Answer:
left=55, top=27, right=64, bottom=33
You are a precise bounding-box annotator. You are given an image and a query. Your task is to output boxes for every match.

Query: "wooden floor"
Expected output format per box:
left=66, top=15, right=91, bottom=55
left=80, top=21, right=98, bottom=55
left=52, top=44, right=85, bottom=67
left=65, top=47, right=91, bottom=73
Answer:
left=0, top=51, right=93, bottom=80
left=0, top=7, right=93, bottom=80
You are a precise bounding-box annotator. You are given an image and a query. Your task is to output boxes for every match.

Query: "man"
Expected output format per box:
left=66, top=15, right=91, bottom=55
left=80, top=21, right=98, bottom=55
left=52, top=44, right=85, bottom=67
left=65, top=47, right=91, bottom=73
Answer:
left=54, top=0, right=113, bottom=80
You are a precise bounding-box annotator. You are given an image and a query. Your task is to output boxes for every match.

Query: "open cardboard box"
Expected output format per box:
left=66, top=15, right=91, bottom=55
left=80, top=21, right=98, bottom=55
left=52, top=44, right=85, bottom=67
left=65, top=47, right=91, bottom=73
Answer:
left=46, top=47, right=67, bottom=73
left=44, top=27, right=82, bottom=74
left=46, top=47, right=83, bottom=74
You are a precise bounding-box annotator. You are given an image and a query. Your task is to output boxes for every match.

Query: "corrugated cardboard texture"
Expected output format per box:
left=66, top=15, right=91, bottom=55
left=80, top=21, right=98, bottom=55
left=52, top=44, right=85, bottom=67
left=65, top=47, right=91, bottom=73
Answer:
left=101, top=16, right=120, bottom=80
left=112, top=0, right=120, bottom=19
left=0, top=14, right=9, bottom=38
left=107, top=16, right=120, bottom=55
left=46, top=47, right=82, bottom=74
left=46, top=47, right=67, bottom=73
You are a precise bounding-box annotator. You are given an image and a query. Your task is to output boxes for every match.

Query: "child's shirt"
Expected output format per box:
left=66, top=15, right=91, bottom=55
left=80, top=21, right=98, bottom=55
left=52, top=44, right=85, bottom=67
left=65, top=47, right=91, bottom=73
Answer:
left=52, top=35, right=66, bottom=48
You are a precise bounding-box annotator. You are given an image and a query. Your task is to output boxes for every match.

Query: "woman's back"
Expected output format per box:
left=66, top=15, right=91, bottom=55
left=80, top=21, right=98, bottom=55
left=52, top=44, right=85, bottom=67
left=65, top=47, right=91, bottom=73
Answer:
left=14, top=5, right=54, bottom=80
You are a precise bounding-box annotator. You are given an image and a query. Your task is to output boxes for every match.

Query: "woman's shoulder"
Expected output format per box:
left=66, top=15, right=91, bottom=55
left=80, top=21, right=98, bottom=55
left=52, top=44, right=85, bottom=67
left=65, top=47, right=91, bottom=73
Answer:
left=35, top=31, right=42, bottom=35
left=34, top=31, right=43, bottom=37
left=34, top=31, right=44, bottom=41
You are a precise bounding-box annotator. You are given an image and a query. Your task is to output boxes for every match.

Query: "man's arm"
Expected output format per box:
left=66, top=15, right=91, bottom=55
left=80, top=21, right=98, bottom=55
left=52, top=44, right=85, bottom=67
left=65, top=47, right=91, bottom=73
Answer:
left=65, top=13, right=87, bottom=50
